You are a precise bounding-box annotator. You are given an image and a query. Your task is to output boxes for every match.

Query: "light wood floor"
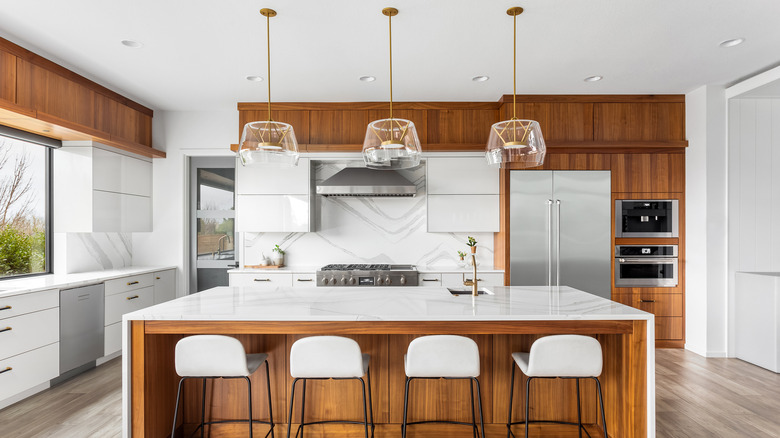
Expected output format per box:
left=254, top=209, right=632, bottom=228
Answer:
left=1, top=350, right=779, bottom=437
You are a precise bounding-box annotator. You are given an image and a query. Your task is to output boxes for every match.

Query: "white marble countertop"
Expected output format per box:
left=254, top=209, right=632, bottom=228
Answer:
left=0, top=266, right=177, bottom=298
left=228, top=266, right=504, bottom=274
left=124, top=285, right=651, bottom=322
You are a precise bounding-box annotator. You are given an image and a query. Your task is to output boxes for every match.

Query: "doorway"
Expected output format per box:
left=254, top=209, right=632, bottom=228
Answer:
left=189, top=157, right=237, bottom=293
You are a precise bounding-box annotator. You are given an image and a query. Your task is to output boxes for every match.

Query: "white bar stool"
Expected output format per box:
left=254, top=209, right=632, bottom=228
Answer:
left=171, top=335, right=274, bottom=438
left=402, top=335, right=485, bottom=438
left=506, top=334, right=607, bottom=438
left=287, top=336, right=374, bottom=438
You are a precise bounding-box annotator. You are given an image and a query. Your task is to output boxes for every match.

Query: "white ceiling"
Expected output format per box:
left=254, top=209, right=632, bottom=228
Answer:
left=1, top=0, right=779, bottom=111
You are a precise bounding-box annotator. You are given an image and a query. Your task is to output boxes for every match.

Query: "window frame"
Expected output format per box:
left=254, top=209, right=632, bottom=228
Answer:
left=0, top=134, right=55, bottom=281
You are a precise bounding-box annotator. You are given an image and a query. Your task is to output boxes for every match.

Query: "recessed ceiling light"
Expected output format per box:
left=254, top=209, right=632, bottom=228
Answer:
left=245, top=75, right=264, bottom=82
left=472, top=75, right=490, bottom=82
left=120, top=40, right=143, bottom=48
left=719, top=38, right=745, bottom=48
left=359, top=76, right=376, bottom=82
left=584, top=75, right=603, bottom=82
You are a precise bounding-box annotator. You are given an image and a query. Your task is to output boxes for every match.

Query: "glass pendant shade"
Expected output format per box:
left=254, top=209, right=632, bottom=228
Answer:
left=485, top=119, right=546, bottom=167
left=362, top=118, right=422, bottom=169
left=239, top=120, right=299, bottom=167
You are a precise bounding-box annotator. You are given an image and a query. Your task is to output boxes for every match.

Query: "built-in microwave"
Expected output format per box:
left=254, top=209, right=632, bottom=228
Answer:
left=614, top=245, right=678, bottom=288
left=615, top=200, right=679, bottom=238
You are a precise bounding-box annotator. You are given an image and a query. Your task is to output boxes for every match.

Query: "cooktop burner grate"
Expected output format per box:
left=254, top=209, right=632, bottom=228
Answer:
left=320, top=264, right=391, bottom=271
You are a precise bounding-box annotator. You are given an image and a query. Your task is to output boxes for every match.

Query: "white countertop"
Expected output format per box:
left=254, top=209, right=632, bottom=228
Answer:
left=0, top=266, right=177, bottom=298
left=124, top=285, right=650, bottom=322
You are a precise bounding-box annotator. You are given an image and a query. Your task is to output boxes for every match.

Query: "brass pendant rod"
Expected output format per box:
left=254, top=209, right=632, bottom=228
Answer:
left=512, top=12, right=517, bottom=121
left=389, top=12, right=393, bottom=120
left=266, top=12, right=272, bottom=122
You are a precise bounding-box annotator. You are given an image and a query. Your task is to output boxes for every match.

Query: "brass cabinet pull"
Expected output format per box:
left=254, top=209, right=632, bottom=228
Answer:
left=464, top=278, right=484, bottom=282
left=127, top=281, right=140, bottom=286
left=296, top=279, right=313, bottom=282
left=0, top=306, right=11, bottom=311
left=639, top=299, right=656, bottom=303
left=127, top=295, right=140, bottom=300
left=422, top=278, right=440, bottom=282
left=0, top=327, right=11, bottom=334
left=254, top=278, right=271, bottom=282
left=0, top=367, right=11, bottom=375
left=156, top=277, right=161, bottom=280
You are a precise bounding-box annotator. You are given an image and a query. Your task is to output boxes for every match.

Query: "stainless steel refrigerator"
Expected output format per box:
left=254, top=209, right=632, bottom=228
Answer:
left=509, top=171, right=611, bottom=298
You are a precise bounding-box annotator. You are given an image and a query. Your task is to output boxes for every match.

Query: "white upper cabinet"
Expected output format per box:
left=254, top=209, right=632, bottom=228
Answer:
left=235, top=158, right=312, bottom=232
left=427, top=157, right=498, bottom=195
left=54, top=144, right=152, bottom=232
left=426, top=157, right=499, bottom=232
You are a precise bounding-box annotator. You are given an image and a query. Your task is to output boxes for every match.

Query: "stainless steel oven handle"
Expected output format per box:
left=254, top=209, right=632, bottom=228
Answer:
left=618, top=258, right=676, bottom=264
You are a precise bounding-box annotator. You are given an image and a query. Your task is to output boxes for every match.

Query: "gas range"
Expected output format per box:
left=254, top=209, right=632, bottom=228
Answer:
left=316, top=264, right=418, bottom=287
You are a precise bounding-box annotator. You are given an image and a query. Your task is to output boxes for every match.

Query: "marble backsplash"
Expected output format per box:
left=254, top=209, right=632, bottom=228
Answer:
left=242, top=160, right=495, bottom=268
left=54, top=232, right=132, bottom=274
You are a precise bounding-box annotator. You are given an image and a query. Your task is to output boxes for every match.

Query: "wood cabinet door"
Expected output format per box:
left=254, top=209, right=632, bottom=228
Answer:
left=0, top=50, right=16, bottom=104
left=594, top=102, right=685, bottom=141
left=611, top=153, right=685, bottom=193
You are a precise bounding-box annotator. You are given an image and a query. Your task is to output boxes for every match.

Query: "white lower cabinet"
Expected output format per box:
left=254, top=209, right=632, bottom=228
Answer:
left=229, top=272, right=293, bottom=289
left=440, top=272, right=504, bottom=288
left=103, top=273, right=160, bottom=357
left=0, top=308, right=59, bottom=360
left=153, top=269, right=176, bottom=304
left=418, top=273, right=443, bottom=287
left=292, top=273, right=317, bottom=287
left=105, top=286, right=154, bottom=326
left=104, top=322, right=122, bottom=356
left=0, top=343, right=60, bottom=401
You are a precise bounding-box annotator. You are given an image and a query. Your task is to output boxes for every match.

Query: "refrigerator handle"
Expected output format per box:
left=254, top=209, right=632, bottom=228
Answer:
left=556, top=199, right=562, bottom=287
left=547, top=199, right=553, bottom=286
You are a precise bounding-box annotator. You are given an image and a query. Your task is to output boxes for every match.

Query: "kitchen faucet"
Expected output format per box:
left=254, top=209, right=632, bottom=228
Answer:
left=463, top=254, right=478, bottom=296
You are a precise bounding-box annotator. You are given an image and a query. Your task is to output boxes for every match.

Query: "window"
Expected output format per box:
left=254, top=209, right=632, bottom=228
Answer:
left=0, top=134, right=51, bottom=279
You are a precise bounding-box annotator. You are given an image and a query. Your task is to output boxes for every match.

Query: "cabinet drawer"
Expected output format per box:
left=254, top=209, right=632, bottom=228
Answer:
left=0, top=289, right=58, bottom=321
left=105, top=273, right=155, bottom=296
left=105, top=286, right=154, bottom=325
left=462, top=272, right=505, bottom=287
left=104, top=321, right=122, bottom=356
left=229, top=273, right=293, bottom=288
left=418, top=274, right=443, bottom=287
left=655, top=316, right=684, bottom=340
left=0, top=308, right=59, bottom=361
left=292, top=273, right=316, bottom=287
left=0, top=343, right=59, bottom=401
left=613, top=293, right=683, bottom=316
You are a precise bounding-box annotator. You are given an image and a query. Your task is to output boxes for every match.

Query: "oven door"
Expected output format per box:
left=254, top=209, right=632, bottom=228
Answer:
left=614, top=257, right=678, bottom=287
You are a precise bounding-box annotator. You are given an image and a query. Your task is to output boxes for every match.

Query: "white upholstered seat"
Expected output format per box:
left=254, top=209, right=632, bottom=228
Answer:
left=289, top=336, right=369, bottom=378
left=512, top=334, right=603, bottom=377
left=404, top=335, right=480, bottom=378
left=175, top=335, right=266, bottom=377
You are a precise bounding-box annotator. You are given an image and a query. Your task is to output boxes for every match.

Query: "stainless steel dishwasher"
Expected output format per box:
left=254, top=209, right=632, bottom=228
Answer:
left=60, top=284, right=105, bottom=374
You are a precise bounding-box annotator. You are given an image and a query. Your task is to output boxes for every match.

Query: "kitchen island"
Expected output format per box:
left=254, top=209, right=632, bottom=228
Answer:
left=123, top=286, right=653, bottom=437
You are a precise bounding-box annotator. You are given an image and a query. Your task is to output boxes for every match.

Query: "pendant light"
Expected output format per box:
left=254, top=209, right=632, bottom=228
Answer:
left=238, top=8, right=299, bottom=167
left=485, top=7, right=546, bottom=168
left=362, top=7, right=422, bottom=170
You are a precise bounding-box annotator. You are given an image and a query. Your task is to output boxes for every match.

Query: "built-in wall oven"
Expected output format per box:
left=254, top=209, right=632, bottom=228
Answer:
left=614, top=245, right=678, bottom=287
left=615, top=200, right=679, bottom=238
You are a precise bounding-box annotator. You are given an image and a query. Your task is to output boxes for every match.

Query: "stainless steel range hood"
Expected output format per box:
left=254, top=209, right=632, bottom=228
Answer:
left=316, top=167, right=416, bottom=197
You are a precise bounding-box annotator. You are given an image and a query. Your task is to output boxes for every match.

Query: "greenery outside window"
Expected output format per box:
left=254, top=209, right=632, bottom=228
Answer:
left=0, top=133, right=52, bottom=279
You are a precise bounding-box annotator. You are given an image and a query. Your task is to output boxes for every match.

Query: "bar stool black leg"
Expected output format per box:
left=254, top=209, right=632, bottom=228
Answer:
left=402, top=377, right=412, bottom=438
left=473, top=377, right=486, bottom=438
left=367, top=368, right=375, bottom=437
left=286, top=378, right=298, bottom=438
left=524, top=377, right=533, bottom=438
left=245, top=376, right=254, bottom=438
left=265, top=361, right=275, bottom=438
left=594, top=377, right=608, bottom=438
left=359, top=377, right=369, bottom=438
left=201, top=378, right=207, bottom=438
left=576, top=378, right=582, bottom=438
left=171, top=377, right=186, bottom=438
left=507, top=365, right=515, bottom=438
left=300, top=379, right=307, bottom=438
left=470, top=378, right=477, bottom=438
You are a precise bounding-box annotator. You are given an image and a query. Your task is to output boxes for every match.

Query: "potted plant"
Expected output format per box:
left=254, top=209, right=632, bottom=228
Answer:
left=271, top=244, right=285, bottom=266
left=467, top=236, right=477, bottom=253
left=457, top=250, right=467, bottom=261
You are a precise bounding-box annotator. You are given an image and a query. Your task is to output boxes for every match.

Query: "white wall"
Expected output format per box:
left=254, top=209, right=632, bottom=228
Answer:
left=727, top=97, right=780, bottom=355
left=132, top=110, right=238, bottom=297
left=685, top=85, right=728, bottom=357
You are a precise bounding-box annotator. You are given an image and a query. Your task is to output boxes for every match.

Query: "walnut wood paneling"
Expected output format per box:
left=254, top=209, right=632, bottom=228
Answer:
left=425, top=108, right=498, bottom=148
left=538, top=153, right=611, bottom=171
left=501, top=102, right=594, bottom=141
left=16, top=59, right=96, bottom=129
left=131, top=320, right=648, bottom=437
left=655, top=317, right=684, bottom=340
left=0, top=50, right=16, bottom=103
left=594, top=102, right=685, bottom=142
left=613, top=293, right=683, bottom=317
left=309, top=110, right=370, bottom=144
left=239, top=109, right=310, bottom=145
left=611, top=153, right=686, bottom=193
